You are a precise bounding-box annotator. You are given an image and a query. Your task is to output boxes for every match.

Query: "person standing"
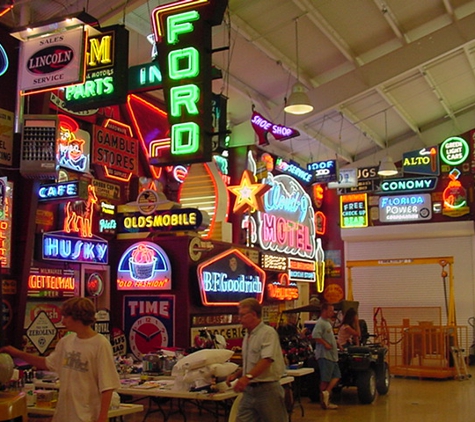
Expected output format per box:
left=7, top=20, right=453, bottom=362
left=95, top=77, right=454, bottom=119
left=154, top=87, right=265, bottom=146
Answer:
left=337, top=307, right=361, bottom=349
left=226, top=298, right=288, bottom=422
left=0, top=297, right=121, bottom=422
left=312, top=302, right=340, bottom=410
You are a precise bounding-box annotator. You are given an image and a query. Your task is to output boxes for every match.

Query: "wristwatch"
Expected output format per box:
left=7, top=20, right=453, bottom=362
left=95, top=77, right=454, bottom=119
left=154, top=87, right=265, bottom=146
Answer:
left=245, top=374, right=254, bottom=380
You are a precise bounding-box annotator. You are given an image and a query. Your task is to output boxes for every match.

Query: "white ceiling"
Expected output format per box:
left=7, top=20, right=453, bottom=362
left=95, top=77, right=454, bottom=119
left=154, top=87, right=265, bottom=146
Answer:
left=3, top=0, right=475, bottom=169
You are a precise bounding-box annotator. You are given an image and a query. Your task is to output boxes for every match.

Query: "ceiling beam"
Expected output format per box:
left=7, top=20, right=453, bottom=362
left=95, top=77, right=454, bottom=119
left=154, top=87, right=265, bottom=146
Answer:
left=290, top=11, right=475, bottom=124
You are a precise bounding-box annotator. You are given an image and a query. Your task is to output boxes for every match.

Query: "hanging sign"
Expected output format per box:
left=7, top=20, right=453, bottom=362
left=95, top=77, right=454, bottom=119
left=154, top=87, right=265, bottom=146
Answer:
left=440, top=136, right=469, bottom=166
left=307, top=160, right=338, bottom=184
left=340, top=166, right=379, bottom=194
left=250, top=111, right=300, bottom=146
left=378, top=177, right=438, bottom=194
left=19, top=27, right=86, bottom=94
left=275, top=157, right=313, bottom=185
left=151, top=0, right=227, bottom=165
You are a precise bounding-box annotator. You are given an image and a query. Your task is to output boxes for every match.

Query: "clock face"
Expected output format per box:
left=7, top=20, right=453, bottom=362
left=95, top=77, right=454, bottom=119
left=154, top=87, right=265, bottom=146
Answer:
left=129, top=316, right=169, bottom=360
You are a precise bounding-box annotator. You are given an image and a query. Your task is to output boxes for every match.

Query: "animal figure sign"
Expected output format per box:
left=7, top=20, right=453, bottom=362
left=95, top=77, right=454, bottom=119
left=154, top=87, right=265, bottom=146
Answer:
left=63, top=185, right=98, bottom=238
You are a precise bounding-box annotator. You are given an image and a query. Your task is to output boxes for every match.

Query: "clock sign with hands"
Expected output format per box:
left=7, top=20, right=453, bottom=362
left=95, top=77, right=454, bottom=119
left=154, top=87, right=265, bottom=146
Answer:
left=129, top=316, right=169, bottom=359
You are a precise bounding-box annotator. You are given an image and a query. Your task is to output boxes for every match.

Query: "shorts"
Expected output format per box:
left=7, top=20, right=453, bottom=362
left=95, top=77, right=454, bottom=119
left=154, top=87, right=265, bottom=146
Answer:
left=318, top=358, right=341, bottom=382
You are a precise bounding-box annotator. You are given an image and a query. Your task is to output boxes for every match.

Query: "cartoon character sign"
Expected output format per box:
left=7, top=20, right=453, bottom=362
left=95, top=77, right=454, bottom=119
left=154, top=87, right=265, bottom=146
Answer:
left=57, top=114, right=90, bottom=172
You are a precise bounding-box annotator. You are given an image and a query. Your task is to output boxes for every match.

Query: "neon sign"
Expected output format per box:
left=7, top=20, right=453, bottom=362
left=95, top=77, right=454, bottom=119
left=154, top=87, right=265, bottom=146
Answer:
left=340, top=193, right=368, bottom=228
left=152, top=0, right=227, bottom=165
left=65, top=25, right=129, bottom=110
left=197, top=249, right=265, bottom=306
left=250, top=111, right=300, bottom=146
left=63, top=185, right=98, bottom=238
left=275, top=157, right=313, bottom=185
left=38, top=180, right=88, bottom=202
left=379, top=194, right=432, bottom=222
left=379, top=177, right=438, bottom=194
left=57, top=114, right=90, bottom=173
left=0, top=181, right=12, bottom=268
left=442, top=169, right=469, bottom=217
left=117, top=242, right=172, bottom=290
left=267, top=274, right=299, bottom=301
left=42, top=232, right=108, bottom=264
left=440, top=136, right=469, bottom=166
left=307, top=160, right=337, bottom=184
left=254, top=173, right=316, bottom=259
left=288, top=257, right=316, bottom=283
left=28, top=268, right=76, bottom=298
left=402, top=146, right=439, bottom=175
left=0, top=43, right=9, bottom=77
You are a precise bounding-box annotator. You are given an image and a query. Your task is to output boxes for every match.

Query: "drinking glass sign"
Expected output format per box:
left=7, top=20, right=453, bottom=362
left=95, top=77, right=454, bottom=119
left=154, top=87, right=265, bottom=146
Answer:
left=117, top=242, right=172, bottom=290
left=379, top=194, right=432, bottom=223
left=440, top=136, right=469, bottom=166
left=151, top=0, right=227, bottom=165
left=197, top=249, right=265, bottom=306
left=340, top=193, right=368, bottom=228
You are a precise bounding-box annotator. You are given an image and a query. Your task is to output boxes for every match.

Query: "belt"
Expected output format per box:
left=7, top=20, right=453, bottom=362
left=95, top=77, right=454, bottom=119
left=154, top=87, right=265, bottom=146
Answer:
left=247, top=381, right=278, bottom=387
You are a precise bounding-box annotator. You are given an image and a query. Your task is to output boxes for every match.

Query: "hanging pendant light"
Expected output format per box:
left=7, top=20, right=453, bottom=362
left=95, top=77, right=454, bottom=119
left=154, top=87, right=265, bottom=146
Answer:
left=284, top=18, right=313, bottom=115
left=378, top=110, right=398, bottom=177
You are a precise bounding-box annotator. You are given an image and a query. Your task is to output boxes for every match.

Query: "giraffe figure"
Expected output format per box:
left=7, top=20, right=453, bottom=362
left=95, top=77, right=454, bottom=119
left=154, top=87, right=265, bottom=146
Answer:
left=64, top=185, right=98, bottom=238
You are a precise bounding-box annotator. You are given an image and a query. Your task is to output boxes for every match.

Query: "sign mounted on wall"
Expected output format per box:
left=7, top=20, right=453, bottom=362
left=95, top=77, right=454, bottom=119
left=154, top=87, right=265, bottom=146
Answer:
left=340, top=193, right=368, bottom=228
left=379, top=194, right=432, bottom=223
left=151, top=0, right=228, bottom=166
left=197, top=248, right=265, bottom=306
left=117, top=241, right=172, bottom=290
left=440, top=136, right=469, bottom=166
left=402, top=146, right=439, bottom=176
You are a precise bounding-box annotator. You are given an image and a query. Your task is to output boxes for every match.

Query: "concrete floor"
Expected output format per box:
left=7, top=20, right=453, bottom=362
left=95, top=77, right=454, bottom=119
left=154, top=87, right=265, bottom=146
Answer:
left=119, top=366, right=475, bottom=422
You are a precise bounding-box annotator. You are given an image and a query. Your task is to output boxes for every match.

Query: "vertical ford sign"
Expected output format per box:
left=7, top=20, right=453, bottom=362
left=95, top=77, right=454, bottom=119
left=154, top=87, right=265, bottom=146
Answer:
left=18, top=27, right=86, bottom=94
left=151, top=0, right=228, bottom=166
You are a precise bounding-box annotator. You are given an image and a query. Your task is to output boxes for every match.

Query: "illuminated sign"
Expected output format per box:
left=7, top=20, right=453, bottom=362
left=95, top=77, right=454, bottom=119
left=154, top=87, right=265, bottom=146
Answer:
left=197, top=249, right=265, bottom=306
left=288, top=257, right=316, bottom=283
left=307, top=160, right=337, bottom=184
left=442, top=168, right=469, bottom=217
left=379, top=177, right=438, bottom=194
left=19, top=27, right=85, bottom=94
left=117, top=242, right=171, bottom=290
left=440, top=136, right=469, bottom=166
left=379, top=194, right=431, bottom=223
left=57, top=114, right=90, bottom=173
left=402, top=146, right=439, bottom=175
left=42, top=231, right=108, bottom=264
left=63, top=185, right=98, bottom=238
left=315, top=211, right=326, bottom=235
left=260, top=254, right=287, bottom=271
left=92, top=124, right=138, bottom=180
left=0, top=181, right=12, bottom=268
left=267, top=273, right=299, bottom=301
left=254, top=173, right=316, bottom=259
left=340, top=193, right=368, bottom=228
left=151, top=0, right=227, bottom=165
left=117, top=208, right=209, bottom=234
left=28, top=267, right=76, bottom=298
left=228, top=170, right=270, bottom=213
left=250, top=111, right=299, bottom=146
left=38, top=180, right=88, bottom=202
left=64, top=25, right=129, bottom=110
left=275, top=158, right=313, bottom=185
left=0, top=43, right=9, bottom=77
left=128, top=62, right=163, bottom=93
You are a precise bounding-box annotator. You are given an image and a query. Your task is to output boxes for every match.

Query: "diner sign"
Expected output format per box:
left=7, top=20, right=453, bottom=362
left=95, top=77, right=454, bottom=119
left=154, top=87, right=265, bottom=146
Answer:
left=250, top=111, right=300, bottom=146
left=151, top=0, right=227, bottom=165
left=379, top=194, right=432, bottom=223
left=38, top=180, right=89, bottom=202
left=197, top=249, right=265, bottom=306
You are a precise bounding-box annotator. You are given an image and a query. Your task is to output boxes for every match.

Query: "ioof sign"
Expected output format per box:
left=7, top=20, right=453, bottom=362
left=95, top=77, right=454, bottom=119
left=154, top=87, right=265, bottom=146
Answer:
left=26, top=311, right=57, bottom=355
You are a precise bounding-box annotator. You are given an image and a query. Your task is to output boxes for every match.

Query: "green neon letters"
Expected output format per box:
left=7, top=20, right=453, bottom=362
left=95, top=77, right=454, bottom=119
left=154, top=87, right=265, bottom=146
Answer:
left=166, top=11, right=202, bottom=156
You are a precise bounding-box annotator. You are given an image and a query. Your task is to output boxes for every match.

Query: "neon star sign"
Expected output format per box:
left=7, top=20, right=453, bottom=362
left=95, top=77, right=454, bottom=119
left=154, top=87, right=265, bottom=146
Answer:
left=228, top=170, right=271, bottom=213
left=151, top=0, right=227, bottom=165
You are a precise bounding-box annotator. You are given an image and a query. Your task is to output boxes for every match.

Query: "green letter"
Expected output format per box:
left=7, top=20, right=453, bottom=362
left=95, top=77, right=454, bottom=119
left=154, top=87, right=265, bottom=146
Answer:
left=167, top=11, right=200, bottom=45
left=172, top=122, right=200, bottom=155
left=169, top=47, right=199, bottom=80
left=170, top=84, right=200, bottom=116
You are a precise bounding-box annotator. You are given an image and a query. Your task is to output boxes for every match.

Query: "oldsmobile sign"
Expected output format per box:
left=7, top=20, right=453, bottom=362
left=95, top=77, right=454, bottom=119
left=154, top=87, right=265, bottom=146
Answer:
left=19, top=28, right=85, bottom=93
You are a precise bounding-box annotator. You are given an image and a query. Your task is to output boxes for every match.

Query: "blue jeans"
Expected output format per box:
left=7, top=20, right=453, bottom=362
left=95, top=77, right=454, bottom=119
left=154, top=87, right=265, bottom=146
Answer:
left=236, top=381, right=288, bottom=422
